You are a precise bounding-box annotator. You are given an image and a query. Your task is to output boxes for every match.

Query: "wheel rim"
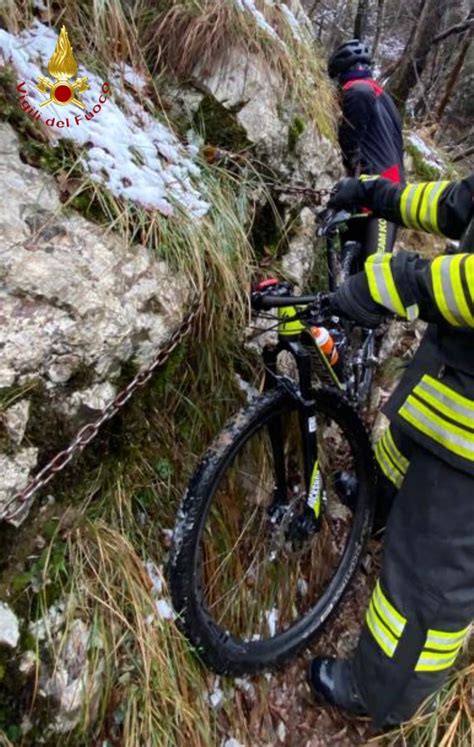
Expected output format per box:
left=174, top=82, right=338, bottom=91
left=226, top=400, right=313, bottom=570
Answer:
left=194, top=399, right=367, bottom=645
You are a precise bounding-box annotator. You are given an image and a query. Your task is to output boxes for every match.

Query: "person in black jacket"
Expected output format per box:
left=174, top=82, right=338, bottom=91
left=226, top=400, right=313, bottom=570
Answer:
left=328, top=40, right=405, bottom=257
left=309, top=174, right=474, bottom=728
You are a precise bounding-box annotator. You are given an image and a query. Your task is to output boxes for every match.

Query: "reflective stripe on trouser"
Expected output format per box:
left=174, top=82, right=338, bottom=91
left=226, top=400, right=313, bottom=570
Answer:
left=399, top=181, right=449, bottom=235
left=374, top=425, right=410, bottom=489
left=353, top=435, right=474, bottom=727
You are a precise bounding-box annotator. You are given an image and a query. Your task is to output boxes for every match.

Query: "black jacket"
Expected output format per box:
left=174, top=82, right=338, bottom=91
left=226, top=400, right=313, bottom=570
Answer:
left=355, top=176, right=474, bottom=474
left=339, top=79, right=404, bottom=182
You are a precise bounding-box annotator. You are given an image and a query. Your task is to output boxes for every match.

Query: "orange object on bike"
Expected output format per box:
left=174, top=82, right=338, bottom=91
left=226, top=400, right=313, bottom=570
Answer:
left=310, top=326, right=339, bottom=366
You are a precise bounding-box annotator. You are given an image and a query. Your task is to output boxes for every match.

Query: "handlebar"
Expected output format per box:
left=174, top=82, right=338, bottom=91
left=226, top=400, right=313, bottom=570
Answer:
left=256, top=294, right=320, bottom=309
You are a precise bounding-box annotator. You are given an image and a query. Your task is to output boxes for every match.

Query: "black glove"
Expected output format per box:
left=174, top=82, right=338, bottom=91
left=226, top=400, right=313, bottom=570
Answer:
left=331, top=272, right=388, bottom=328
left=328, top=178, right=366, bottom=211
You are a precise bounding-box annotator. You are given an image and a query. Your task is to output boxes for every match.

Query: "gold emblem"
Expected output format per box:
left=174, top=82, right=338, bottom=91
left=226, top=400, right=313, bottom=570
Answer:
left=36, top=26, right=89, bottom=109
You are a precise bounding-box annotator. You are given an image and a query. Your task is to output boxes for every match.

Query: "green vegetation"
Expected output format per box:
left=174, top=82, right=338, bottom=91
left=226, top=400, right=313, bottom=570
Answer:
left=288, top=114, right=306, bottom=153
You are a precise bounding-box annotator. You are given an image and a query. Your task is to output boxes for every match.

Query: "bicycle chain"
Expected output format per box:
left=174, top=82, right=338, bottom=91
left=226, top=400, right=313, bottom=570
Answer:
left=3, top=285, right=208, bottom=526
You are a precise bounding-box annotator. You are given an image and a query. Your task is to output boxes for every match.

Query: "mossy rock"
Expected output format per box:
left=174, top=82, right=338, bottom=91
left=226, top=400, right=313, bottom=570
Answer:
left=193, top=95, right=252, bottom=151
left=288, top=115, right=305, bottom=154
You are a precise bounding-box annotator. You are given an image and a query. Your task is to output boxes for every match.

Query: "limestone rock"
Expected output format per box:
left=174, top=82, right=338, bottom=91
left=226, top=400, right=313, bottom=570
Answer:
left=36, top=618, right=103, bottom=734
left=0, top=122, right=189, bottom=524
left=194, top=47, right=341, bottom=189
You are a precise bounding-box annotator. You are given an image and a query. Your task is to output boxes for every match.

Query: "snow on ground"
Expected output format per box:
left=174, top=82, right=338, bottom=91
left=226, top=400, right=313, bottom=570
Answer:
left=407, top=132, right=445, bottom=174
left=145, top=560, right=176, bottom=622
left=0, top=21, right=209, bottom=219
left=378, top=36, right=406, bottom=63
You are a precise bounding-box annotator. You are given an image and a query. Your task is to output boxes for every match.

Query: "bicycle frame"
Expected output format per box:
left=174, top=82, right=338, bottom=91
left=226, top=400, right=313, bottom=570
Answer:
left=261, top=306, right=344, bottom=529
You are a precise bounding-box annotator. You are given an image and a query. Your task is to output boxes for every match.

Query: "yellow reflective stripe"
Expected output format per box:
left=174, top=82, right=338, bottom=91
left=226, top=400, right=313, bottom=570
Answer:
left=426, top=625, right=469, bottom=651
left=400, top=395, right=474, bottom=462
left=415, top=376, right=474, bottom=430
left=466, top=256, right=474, bottom=307
left=431, top=254, right=474, bottom=327
left=308, top=460, right=322, bottom=518
left=430, top=181, right=450, bottom=235
left=384, top=428, right=409, bottom=474
left=421, top=375, right=474, bottom=412
left=401, top=184, right=426, bottom=230
left=400, top=185, right=417, bottom=228
left=278, top=306, right=305, bottom=335
left=360, top=174, right=379, bottom=182
left=452, top=255, right=474, bottom=327
left=416, top=649, right=459, bottom=672
left=417, top=182, right=436, bottom=232
left=366, top=255, right=406, bottom=317
left=375, top=439, right=403, bottom=488
left=400, top=181, right=449, bottom=235
left=431, top=256, right=462, bottom=327
left=373, top=580, right=406, bottom=637
left=366, top=601, right=397, bottom=658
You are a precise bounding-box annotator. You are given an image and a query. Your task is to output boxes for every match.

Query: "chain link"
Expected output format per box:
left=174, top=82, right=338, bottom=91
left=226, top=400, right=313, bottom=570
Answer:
left=3, top=289, right=206, bottom=525
left=269, top=185, right=331, bottom=204
left=3, top=183, right=329, bottom=525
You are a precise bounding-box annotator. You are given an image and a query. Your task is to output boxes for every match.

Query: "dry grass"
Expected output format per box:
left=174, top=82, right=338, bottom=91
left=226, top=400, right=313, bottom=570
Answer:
left=63, top=518, right=214, bottom=747
left=378, top=652, right=474, bottom=747
left=150, top=0, right=336, bottom=138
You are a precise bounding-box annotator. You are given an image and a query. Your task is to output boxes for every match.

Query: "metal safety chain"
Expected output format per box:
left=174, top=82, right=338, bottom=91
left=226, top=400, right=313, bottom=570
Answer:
left=271, top=184, right=331, bottom=204
left=4, top=289, right=207, bottom=525
left=3, top=181, right=329, bottom=525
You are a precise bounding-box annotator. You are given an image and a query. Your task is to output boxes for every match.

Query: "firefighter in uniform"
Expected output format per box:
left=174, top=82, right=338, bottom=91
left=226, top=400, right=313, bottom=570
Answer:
left=309, top=173, right=474, bottom=726
left=328, top=39, right=404, bottom=259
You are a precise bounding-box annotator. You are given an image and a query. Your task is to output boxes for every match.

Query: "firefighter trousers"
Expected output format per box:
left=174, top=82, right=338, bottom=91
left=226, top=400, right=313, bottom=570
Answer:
left=353, top=423, right=474, bottom=727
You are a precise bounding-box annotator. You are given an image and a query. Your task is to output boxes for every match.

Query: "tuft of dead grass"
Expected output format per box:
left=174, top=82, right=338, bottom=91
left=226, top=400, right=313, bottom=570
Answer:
left=378, top=651, right=474, bottom=747
left=150, top=0, right=336, bottom=139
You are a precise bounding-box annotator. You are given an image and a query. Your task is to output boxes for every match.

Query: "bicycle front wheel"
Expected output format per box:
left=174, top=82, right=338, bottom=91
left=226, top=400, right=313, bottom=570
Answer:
left=169, top=385, right=375, bottom=675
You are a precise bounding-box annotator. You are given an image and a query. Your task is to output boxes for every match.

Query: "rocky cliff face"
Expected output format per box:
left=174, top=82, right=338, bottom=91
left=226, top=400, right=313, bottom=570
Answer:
left=0, top=122, right=189, bottom=524
left=0, top=9, right=341, bottom=528
left=0, top=3, right=343, bottom=739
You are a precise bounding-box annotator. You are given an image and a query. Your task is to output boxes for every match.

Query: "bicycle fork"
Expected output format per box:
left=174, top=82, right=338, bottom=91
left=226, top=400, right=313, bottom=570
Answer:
left=263, top=343, right=323, bottom=535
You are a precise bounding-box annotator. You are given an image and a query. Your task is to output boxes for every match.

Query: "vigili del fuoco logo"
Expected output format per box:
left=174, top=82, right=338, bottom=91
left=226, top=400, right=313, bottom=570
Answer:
left=16, top=25, right=110, bottom=128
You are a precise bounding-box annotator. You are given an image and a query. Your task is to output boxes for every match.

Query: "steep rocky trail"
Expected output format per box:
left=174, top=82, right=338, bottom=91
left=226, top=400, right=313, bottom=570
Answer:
left=0, top=1, right=462, bottom=743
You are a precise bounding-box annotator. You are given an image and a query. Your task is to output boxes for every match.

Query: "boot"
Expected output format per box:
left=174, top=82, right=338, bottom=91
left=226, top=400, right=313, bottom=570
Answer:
left=308, top=657, right=367, bottom=716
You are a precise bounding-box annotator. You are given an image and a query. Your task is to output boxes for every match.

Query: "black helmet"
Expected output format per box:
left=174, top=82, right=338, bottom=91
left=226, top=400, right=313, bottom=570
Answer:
left=328, top=39, right=372, bottom=79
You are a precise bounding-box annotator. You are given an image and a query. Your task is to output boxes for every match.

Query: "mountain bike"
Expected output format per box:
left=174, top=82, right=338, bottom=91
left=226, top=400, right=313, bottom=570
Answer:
left=318, top=207, right=378, bottom=405
left=169, top=282, right=377, bottom=675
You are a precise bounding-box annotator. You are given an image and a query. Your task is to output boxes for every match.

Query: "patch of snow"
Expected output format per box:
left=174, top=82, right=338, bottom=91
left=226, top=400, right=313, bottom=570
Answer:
left=265, top=606, right=278, bottom=636
left=234, top=0, right=282, bottom=42
left=235, top=373, right=258, bottom=402
left=234, top=676, right=255, bottom=694
left=407, top=132, right=445, bottom=174
left=277, top=720, right=287, bottom=742
left=208, top=678, right=224, bottom=709
left=112, top=62, right=147, bottom=93
left=145, top=560, right=163, bottom=595
left=223, top=739, right=244, bottom=747
left=155, top=599, right=176, bottom=621
left=29, top=602, right=65, bottom=641
left=296, top=578, right=308, bottom=596
left=0, top=602, right=20, bottom=648
left=279, top=4, right=303, bottom=41
left=0, top=21, right=209, bottom=219
left=378, top=37, right=406, bottom=63
left=145, top=560, right=176, bottom=621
